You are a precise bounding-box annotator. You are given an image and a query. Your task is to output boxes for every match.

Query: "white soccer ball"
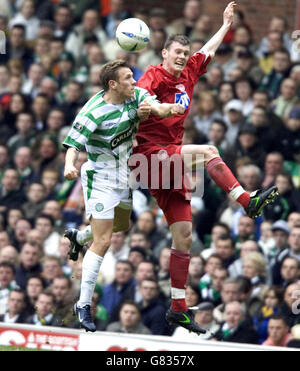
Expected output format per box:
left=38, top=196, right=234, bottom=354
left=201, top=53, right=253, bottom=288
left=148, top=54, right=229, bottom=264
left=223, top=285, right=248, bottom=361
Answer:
left=116, top=18, right=150, bottom=52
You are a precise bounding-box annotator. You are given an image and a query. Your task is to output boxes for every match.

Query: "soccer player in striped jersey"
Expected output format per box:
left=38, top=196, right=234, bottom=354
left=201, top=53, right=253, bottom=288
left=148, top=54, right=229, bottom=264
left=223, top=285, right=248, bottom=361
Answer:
left=63, top=59, right=185, bottom=332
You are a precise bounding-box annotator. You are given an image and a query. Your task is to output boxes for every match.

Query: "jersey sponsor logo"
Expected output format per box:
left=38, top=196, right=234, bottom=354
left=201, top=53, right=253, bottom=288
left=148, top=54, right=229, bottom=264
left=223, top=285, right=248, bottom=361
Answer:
left=175, top=92, right=190, bottom=109
left=111, top=126, right=134, bottom=149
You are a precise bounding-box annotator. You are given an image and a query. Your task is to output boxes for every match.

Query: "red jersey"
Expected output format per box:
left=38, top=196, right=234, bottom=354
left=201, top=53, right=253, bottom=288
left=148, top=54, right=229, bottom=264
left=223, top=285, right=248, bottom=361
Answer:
left=136, top=51, right=211, bottom=147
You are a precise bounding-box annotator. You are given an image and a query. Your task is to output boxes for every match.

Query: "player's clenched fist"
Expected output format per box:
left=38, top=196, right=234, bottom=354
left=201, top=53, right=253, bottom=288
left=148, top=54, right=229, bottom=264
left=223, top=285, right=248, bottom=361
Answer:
left=170, top=103, right=186, bottom=115
left=137, top=101, right=152, bottom=122
left=64, top=165, right=79, bottom=180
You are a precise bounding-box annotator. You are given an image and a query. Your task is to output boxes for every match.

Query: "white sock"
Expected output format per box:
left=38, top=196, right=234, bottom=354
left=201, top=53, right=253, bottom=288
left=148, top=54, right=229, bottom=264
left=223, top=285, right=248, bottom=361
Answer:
left=76, top=226, right=93, bottom=245
left=77, top=249, right=103, bottom=307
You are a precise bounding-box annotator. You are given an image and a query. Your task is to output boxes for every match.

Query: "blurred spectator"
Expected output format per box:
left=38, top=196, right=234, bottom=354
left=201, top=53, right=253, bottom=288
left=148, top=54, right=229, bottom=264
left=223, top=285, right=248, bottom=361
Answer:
left=157, top=247, right=171, bottom=299
left=58, top=80, right=85, bottom=126
left=64, top=0, right=100, bottom=24
left=1, top=24, right=34, bottom=72
left=271, top=78, right=300, bottom=121
left=207, top=119, right=229, bottom=154
left=238, top=164, right=262, bottom=193
left=261, top=152, right=284, bottom=189
left=138, top=278, right=168, bottom=335
left=214, top=301, right=259, bottom=344
left=102, top=0, right=132, bottom=39
left=263, top=173, right=299, bottom=222
left=100, top=260, right=135, bottom=316
left=218, top=81, right=235, bottom=113
left=137, top=29, right=166, bottom=72
left=199, top=267, right=228, bottom=306
left=0, top=231, right=11, bottom=250
left=0, top=246, right=19, bottom=266
left=0, top=261, right=19, bottom=315
left=65, top=9, right=107, bottom=61
left=35, top=214, right=60, bottom=256
left=274, top=107, right=300, bottom=162
left=262, top=314, right=292, bottom=347
left=224, top=99, right=244, bottom=146
left=41, top=255, right=63, bottom=287
left=11, top=217, right=32, bottom=251
left=228, top=240, right=259, bottom=278
left=234, top=78, right=254, bottom=116
left=148, top=8, right=167, bottom=33
left=53, top=3, right=74, bottom=42
left=190, top=15, right=213, bottom=43
left=128, top=247, right=147, bottom=271
left=188, top=255, right=205, bottom=286
left=213, top=277, right=240, bottom=323
left=0, top=145, right=10, bottom=181
left=15, top=242, right=42, bottom=289
left=185, top=284, right=201, bottom=308
left=42, top=200, right=65, bottom=234
left=22, top=182, right=46, bottom=221
left=9, top=0, right=40, bottom=41
left=51, top=276, right=76, bottom=328
left=106, top=300, right=152, bottom=334
left=5, top=207, right=24, bottom=240
left=235, top=50, right=264, bottom=85
left=25, top=291, right=61, bottom=326
left=279, top=257, right=300, bottom=287
left=14, top=146, right=36, bottom=186
left=25, top=274, right=46, bottom=315
left=0, top=288, right=28, bottom=324
left=253, top=286, right=283, bottom=344
left=193, top=91, right=222, bottom=137
left=260, top=48, right=291, bottom=101
left=0, top=168, right=26, bottom=215
left=214, top=235, right=237, bottom=269
left=167, top=0, right=201, bottom=37
left=272, top=225, right=300, bottom=285
left=8, top=112, right=36, bottom=157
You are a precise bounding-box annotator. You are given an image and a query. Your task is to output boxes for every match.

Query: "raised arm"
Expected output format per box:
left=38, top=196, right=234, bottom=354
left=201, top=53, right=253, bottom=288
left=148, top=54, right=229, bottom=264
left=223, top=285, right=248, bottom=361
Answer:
left=200, top=1, right=236, bottom=58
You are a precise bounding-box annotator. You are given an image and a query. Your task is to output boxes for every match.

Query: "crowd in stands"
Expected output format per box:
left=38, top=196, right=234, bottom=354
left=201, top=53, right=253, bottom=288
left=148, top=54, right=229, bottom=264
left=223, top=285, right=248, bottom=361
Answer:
left=0, top=0, right=300, bottom=348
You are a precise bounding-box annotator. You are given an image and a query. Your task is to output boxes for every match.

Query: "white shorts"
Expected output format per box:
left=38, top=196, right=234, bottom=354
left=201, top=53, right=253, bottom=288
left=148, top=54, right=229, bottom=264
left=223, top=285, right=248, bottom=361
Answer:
left=81, top=162, right=132, bottom=220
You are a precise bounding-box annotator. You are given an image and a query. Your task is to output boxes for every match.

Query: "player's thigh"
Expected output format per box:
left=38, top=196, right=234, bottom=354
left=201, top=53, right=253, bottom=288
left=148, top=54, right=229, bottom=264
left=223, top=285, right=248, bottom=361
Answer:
left=181, top=144, right=219, bottom=167
left=113, top=206, right=131, bottom=233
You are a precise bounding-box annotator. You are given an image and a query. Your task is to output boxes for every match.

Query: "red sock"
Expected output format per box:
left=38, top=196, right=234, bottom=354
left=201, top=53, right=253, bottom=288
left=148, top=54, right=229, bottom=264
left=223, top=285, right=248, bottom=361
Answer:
left=170, top=249, right=190, bottom=312
left=206, top=157, right=250, bottom=208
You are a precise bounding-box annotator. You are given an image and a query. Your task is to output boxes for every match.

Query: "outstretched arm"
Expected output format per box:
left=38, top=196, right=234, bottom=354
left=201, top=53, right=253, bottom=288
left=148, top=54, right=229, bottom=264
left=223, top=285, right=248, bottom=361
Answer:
left=200, top=1, right=236, bottom=58
left=137, top=99, right=185, bottom=120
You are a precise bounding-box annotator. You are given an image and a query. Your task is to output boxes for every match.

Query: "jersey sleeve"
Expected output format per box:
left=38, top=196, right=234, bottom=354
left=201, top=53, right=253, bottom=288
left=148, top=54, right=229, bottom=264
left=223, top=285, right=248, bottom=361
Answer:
left=63, top=113, right=98, bottom=151
left=135, top=86, right=160, bottom=105
left=187, top=51, right=212, bottom=84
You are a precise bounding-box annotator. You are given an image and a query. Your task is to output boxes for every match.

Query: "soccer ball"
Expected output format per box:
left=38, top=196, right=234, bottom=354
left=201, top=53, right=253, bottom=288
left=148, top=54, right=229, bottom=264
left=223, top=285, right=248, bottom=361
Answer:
left=116, top=18, right=150, bottom=52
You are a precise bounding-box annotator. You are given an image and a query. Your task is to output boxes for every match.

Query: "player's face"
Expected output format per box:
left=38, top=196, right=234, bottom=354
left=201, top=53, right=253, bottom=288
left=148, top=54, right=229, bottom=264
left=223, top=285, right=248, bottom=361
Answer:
left=116, top=67, right=136, bottom=99
left=162, top=42, right=190, bottom=77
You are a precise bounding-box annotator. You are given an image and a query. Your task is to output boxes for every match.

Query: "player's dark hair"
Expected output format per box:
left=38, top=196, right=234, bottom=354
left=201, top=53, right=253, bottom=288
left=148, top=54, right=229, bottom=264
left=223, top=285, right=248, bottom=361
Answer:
left=100, top=59, right=131, bottom=91
left=164, top=34, right=191, bottom=50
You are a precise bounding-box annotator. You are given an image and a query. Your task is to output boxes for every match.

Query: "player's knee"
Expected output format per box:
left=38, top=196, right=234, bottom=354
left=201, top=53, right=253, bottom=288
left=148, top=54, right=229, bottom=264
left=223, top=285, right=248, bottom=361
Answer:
left=205, top=145, right=219, bottom=159
left=93, top=236, right=111, bottom=250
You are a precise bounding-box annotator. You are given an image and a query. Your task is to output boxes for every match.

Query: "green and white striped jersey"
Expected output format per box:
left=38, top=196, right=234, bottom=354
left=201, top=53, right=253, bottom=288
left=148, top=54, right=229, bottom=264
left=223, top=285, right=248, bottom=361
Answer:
left=63, top=87, right=158, bottom=188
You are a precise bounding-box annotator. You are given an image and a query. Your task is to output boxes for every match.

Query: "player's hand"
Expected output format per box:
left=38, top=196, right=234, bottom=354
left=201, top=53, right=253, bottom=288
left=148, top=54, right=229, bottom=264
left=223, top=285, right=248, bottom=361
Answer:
left=137, top=101, right=152, bottom=121
left=223, top=1, right=236, bottom=27
left=170, top=103, right=186, bottom=115
left=64, top=165, right=79, bottom=180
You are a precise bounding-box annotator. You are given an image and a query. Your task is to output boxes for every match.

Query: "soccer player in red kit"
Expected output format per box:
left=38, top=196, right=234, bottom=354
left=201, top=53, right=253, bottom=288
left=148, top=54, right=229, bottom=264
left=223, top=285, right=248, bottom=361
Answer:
left=133, top=1, right=278, bottom=334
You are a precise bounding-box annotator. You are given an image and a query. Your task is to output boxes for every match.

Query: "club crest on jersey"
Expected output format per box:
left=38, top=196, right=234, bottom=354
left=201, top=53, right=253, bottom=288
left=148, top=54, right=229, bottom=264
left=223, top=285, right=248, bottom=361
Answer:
left=128, top=108, right=137, bottom=120
left=95, top=203, right=104, bottom=212
left=74, top=122, right=83, bottom=131
left=175, top=91, right=190, bottom=109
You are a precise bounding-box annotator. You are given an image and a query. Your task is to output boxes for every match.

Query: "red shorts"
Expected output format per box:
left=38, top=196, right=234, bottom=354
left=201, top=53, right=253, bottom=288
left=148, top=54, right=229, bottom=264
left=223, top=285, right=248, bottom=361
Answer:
left=132, top=144, right=192, bottom=226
